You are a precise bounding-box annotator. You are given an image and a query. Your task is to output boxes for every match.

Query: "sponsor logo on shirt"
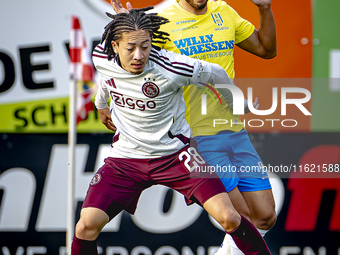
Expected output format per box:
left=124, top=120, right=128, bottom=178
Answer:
left=105, top=78, right=116, bottom=88
left=173, top=34, right=234, bottom=56
left=110, top=91, right=157, bottom=111
left=176, top=19, right=196, bottom=25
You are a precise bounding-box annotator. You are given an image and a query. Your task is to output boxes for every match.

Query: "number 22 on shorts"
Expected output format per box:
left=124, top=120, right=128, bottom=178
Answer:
left=179, top=146, right=206, bottom=172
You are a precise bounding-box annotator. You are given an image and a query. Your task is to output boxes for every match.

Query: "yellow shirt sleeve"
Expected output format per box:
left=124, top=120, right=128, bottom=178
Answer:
left=228, top=5, right=255, bottom=44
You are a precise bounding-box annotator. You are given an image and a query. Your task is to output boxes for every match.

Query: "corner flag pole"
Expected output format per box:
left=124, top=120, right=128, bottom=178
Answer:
left=67, top=15, right=78, bottom=254
left=67, top=73, right=77, bottom=255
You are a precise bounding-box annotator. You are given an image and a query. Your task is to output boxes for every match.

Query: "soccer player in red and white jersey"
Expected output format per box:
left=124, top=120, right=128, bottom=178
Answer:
left=71, top=8, right=271, bottom=255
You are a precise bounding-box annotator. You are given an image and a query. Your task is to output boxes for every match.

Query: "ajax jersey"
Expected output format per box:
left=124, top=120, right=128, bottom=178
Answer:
left=92, top=43, right=234, bottom=159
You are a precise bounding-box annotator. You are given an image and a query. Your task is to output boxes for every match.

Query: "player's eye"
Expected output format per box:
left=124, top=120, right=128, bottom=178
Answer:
left=141, top=44, right=149, bottom=50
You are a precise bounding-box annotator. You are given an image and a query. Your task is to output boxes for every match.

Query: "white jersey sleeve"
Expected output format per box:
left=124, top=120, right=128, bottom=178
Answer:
left=150, top=48, right=236, bottom=106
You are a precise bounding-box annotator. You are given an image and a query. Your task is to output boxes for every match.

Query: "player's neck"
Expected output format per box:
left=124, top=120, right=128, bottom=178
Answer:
left=178, top=0, right=208, bottom=15
left=116, top=56, right=124, bottom=70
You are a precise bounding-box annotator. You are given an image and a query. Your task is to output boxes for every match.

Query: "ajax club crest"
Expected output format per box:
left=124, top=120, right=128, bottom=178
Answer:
left=90, top=173, right=102, bottom=185
left=142, top=80, right=160, bottom=98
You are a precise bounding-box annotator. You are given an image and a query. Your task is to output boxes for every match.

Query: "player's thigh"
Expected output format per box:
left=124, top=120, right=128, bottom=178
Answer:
left=76, top=207, right=111, bottom=240
left=84, top=157, right=149, bottom=216
left=241, top=189, right=276, bottom=221
left=228, top=186, right=250, bottom=220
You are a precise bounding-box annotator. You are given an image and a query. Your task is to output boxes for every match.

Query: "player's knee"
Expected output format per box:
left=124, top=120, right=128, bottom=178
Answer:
left=263, top=210, right=277, bottom=229
left=75, top=218, right=101, bottom=240
left=255, top=209, right=277, bottom=230
left=218, top=210, right=241, bottom=232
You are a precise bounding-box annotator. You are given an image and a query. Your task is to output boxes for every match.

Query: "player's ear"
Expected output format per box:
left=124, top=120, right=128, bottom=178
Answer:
left=111, top=41, right=118, bottom=54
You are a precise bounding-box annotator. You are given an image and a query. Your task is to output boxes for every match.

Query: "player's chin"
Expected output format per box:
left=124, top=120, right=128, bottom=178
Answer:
left=130, top=70, right=143, bottom=75
left=130, top=66, right=144, bottom=74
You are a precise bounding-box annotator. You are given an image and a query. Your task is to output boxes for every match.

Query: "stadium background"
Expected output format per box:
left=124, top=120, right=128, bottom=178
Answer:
left=0, top=0, right=340, bottom=254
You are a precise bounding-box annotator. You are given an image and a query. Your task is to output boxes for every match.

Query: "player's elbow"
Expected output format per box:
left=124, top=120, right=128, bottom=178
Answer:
left=261, top=48, right=277, bottom=59
left=265, top=51, right=277, bottom=59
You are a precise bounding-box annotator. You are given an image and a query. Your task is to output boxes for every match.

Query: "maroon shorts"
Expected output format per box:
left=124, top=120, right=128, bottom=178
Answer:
left=82, top=144, right=226, bottom=218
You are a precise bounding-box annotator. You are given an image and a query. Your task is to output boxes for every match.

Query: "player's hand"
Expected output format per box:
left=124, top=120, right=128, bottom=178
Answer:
left=250, top=0, right=271, bottom=8
left=111, top=0, right=132, bottom=14
left=245, top=97, right=259, bottom=114
left=98, top=107, right=117, bottom=132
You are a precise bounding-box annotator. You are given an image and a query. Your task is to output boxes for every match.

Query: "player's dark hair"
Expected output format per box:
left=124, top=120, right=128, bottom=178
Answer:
left=101, top=7, right=170, bottom=60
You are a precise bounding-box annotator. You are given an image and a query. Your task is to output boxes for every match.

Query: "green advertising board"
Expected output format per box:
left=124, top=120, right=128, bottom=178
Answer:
left=312, top=0, right=340, bottom=131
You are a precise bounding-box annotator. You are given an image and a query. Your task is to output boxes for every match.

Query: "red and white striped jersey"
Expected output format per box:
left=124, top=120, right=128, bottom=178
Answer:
left=92, top=43, right=234, bottom=159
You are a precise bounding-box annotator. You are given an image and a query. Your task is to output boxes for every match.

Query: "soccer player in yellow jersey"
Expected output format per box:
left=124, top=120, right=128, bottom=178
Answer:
left=111, top=1, right=277, bottom=254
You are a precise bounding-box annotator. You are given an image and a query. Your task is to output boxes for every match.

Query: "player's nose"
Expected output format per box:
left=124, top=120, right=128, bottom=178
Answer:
left=133, top=47, right=143, bottom=60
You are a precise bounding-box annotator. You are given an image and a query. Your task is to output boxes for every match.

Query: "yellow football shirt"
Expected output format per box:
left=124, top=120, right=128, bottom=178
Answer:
left=157, top=0, right=255, bottom=137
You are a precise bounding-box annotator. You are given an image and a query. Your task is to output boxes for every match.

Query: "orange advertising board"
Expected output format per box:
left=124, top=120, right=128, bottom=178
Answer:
left=227, top=0, right=312, bottom=79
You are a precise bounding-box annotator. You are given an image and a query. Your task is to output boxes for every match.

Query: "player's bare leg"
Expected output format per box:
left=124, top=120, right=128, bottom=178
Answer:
left=203, top=192, right=271, bottom=255
left=75, top=208, right=109, bottom=241
left=228, top=187, right=251, bottom=221
left=241, top=189, right=276, bottom=232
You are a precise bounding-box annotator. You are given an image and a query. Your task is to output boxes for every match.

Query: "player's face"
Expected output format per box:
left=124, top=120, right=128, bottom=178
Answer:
left=184, top=0, right=208, bottom=11
left=112, top=29, right=152, bottom=75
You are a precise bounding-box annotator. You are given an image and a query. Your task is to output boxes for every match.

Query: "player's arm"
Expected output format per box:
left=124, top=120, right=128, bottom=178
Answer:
left=95, top=80, right=116, bottom=132
left=98, top=108, right=116, bottom=132
left=236, top=0, right=276, bottom=59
